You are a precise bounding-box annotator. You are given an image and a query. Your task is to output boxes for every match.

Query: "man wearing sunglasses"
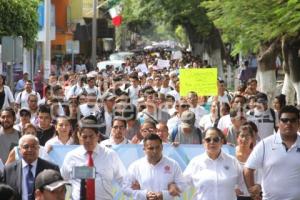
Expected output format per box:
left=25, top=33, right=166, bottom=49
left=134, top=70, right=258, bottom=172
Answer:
left=244, top=105, right=300, bottom=200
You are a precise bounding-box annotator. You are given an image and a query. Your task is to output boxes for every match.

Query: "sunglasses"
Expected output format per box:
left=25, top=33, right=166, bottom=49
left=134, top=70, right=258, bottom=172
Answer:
left=280, top=118, right=298, bottom=123
left=180, top=104, right=190, bottom=109
left=204, top=137, right=221, bottom=143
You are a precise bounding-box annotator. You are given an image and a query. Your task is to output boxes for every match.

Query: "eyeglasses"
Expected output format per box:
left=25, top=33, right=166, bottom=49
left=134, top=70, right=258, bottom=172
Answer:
left=280, top=118, right=298, bottom=124
left=204, top=137, right=221, bottom=143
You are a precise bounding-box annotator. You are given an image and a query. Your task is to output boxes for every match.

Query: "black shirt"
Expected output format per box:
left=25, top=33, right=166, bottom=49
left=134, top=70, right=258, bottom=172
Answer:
left=36, top=126, right=56, bottom=146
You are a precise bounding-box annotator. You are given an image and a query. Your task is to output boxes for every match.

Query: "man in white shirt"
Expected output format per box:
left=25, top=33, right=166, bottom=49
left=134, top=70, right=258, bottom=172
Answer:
left=244, top=105, right=300, bottom=200
left=84, top=75, right=101, bottom=97
left=61, top=115, right=126, bottom=200
left=66, top=75, right=86, bottom=100
left=122, top=133, right=185, bottom=199
left=187, top=91, right=207, bottom=128
left=15, top=80, right=41, bottom=109
left=101, top=117, right=129, bottom=147
left=128, top=73, right=140, bottom=106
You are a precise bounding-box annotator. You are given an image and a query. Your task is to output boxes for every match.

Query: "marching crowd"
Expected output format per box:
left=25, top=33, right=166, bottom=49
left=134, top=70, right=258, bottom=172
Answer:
left=0, top=50, right=299, bottom=200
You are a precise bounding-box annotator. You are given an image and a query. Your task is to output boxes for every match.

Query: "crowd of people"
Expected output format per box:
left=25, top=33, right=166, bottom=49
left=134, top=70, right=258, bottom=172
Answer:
left=0, top=50, right=299, bottom=200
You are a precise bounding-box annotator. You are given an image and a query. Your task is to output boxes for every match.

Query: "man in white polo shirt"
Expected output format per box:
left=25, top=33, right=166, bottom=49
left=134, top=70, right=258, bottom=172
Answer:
left=244, top=105, right=300, bottom=200
left=122, top=133, right=185, bottom=199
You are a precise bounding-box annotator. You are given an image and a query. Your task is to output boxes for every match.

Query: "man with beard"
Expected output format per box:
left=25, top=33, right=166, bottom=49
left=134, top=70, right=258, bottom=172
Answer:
left=0, top=107, right=20, bottom=163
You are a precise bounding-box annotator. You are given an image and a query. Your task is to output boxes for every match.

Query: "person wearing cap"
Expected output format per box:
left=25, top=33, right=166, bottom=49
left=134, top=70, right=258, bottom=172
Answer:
left=35, top=169, right=70, bottom=200
left=61, top=115, right=126, bottom=200
left=171, top=110, right=202, bottom=144
left=248, top=92, right=277, bottom=140
left=1, top=134, right=60, bottom=200
left=183, top=127, right=244, bottom=200
left=122, top=133, right=186, bottom=199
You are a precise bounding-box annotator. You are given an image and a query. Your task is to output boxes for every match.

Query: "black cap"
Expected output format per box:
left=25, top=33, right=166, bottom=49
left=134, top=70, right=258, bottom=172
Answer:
left=35, top=169, right=69, bottom=191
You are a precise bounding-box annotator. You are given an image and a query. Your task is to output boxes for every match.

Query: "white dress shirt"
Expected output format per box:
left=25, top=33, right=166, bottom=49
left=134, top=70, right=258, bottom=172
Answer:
left=61, top=144, right=126, bottom=200
left=22, top=159, right=37, bottom=200
left=183, top=151, right=243, bottom=200
left=122, top=156, right=186, bottom=200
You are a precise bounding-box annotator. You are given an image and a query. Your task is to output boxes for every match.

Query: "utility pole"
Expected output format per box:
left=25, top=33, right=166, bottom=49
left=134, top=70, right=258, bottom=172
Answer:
left=44, top=0, right=51, bottom=81
left=92, top=0, right=97, bottom=70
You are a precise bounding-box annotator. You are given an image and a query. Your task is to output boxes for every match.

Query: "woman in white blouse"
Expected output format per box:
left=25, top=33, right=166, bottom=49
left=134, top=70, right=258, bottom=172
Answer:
left=183, top=127, right=244, bottom=200
left=45, top=116, right=74, bottom=153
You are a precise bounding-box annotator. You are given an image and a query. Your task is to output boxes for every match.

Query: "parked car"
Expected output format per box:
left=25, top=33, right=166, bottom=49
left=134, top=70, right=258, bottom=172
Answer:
left=97, top=60, right=125, bottom=72
left=109, top=52, right=134, bottom=61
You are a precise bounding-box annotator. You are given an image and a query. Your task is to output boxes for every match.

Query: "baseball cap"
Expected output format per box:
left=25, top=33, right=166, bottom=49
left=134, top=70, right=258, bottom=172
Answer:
left=35, top=169, right=69, bottom=192
left=180, top=110, right=195, bottom=128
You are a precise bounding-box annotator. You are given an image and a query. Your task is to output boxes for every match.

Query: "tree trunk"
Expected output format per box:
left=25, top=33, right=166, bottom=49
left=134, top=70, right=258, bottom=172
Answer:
left=281, top=35, right=300, bottom=105
left=256, top=39, right=280, bottom=103
left=184, top=23, right=225, bottom=78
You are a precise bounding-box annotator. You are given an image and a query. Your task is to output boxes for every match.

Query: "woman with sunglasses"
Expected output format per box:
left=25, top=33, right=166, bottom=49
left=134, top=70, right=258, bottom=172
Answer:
left=183, top=127, right=244, bottom=200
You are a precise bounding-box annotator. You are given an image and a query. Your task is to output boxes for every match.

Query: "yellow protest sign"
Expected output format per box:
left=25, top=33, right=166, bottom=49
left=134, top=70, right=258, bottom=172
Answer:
left=179, top=68, right=218, bottom=97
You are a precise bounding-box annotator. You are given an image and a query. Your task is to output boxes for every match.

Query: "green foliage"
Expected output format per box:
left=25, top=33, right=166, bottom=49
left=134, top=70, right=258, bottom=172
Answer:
left=122, top=0, right=214, bottom=40
left=175, top=25, right=189, bottom=47
left=0, top=0, right=39, bottom=48
left=202, top=0, right=300, bottom=55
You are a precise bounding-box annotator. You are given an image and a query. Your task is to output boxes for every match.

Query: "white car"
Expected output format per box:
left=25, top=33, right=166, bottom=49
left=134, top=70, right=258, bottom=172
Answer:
left=97, top=60, right=125, bottom=71
left=109, top=52, right=134, bottom=61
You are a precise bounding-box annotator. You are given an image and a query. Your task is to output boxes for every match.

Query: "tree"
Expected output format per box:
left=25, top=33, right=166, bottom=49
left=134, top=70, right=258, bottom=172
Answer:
left=122, top=0, right=225, bottom=76
left=0, top=0, right=39, bottom=48
left=202, top=0, right=300, bottom=104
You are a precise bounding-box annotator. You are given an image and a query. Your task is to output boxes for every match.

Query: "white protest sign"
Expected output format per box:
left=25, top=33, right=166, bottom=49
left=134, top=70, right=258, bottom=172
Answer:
left=157, top=59, right=170, bottom=69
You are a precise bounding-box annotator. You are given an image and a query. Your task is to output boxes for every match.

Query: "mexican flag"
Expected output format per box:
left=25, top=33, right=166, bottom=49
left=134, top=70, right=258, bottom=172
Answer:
left=108, top=0, right=122, bottom=27
left=109, top=5, right=122, bottom=26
